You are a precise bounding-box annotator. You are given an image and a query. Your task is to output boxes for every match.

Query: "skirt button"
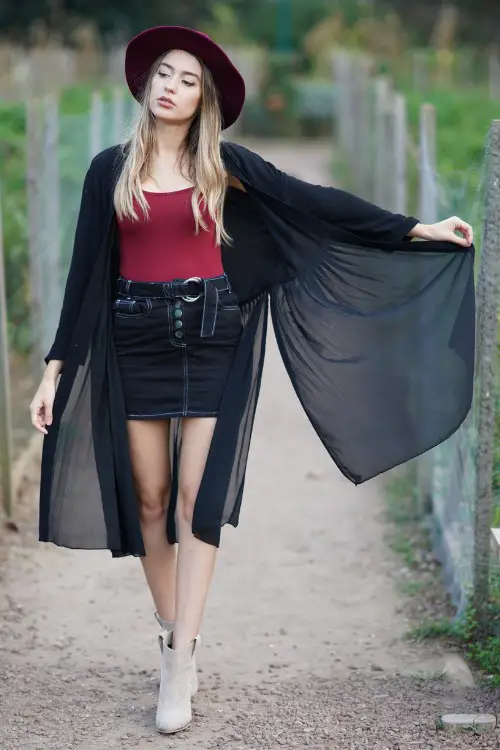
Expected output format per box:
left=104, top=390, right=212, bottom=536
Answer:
left=175, top=320, right=183, bottom=329
left=174, top=331, right=184, bottom=339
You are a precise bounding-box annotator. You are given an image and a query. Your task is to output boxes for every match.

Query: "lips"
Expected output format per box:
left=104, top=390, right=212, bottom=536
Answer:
left=158, top=97, right=175, bottom=107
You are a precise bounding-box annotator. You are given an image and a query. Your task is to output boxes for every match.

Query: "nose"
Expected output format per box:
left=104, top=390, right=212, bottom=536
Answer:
left=165, top=78, right=177, bottom=94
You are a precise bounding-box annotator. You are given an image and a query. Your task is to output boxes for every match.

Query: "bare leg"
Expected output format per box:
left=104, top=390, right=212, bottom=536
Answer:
left=127, top=419, right=176, bottom=623
left=174, top=416, right=218, bottom=649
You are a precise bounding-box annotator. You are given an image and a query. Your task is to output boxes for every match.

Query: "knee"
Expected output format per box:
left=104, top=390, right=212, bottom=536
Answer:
left=137, top=480, right=171, bottom=526
left=177, top=482, right=198, bottom=526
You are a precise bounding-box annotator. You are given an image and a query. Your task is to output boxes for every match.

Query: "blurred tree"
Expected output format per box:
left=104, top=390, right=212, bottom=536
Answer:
left=202, top=3, right=248, bottom=45
left=0, top=0, right=214, bottom=40
left=0, top=0, right=499, bottom=47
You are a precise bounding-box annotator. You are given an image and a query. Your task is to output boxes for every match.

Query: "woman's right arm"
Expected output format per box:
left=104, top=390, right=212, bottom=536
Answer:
left=30, top=359, right=63, bottom=434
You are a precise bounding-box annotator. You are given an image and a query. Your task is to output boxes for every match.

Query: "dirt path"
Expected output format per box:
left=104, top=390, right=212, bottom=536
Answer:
left=0, top=141, right=495, bottom=750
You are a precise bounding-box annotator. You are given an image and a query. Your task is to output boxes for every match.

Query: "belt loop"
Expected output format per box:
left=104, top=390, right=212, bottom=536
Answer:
left=125, top=279, right=131, bottom=295
left=162, top=282, right=170, bottom=299
left=200, top=279, right=218, bottom=338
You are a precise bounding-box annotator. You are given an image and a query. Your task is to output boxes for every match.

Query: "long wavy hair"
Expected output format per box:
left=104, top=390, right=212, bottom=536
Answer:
left=114, top=51, right=231, bottom=246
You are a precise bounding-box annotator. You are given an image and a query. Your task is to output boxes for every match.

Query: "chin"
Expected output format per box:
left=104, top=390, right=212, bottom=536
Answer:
left=153, top=108, right=193, bottom=125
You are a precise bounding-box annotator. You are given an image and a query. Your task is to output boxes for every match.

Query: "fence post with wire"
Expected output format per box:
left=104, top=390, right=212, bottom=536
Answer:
left=332, top=49, right=500, bottom=620
left=474, top=121, right=500, bottom=631
left=0, top=178, right=13, bottom=519
left=0, top=87, right=133, bottom=521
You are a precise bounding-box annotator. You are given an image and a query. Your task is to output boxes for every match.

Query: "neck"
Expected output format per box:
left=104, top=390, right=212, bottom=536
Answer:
left=154, top=120, right=190, bottom=160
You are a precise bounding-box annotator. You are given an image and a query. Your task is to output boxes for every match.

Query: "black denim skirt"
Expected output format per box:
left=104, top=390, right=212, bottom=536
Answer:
left=112, top=274, right=243, bottom=419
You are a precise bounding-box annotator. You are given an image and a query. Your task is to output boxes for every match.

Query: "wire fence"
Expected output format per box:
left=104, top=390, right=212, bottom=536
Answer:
left=25, top=90, right=139, bottom=372
left=0, top=88, right=137, bottom=515
left=333, top=49, right=500, bottom=626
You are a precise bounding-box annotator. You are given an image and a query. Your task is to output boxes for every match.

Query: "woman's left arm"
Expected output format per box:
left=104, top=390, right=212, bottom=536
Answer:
left=408, top=216, right=473, bottom=247
left=280, top=171, right=474, bottom=247
left=225, top=144, right=473, bottom=247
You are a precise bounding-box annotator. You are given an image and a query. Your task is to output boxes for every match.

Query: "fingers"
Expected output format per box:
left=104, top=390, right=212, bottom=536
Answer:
left=453, top=217, right=473, bottom=246
left=44, top=401, right=53, bottom=427
left=30, top=402, right=48, bottom=435
left=451, top=233, right=470, bottom=248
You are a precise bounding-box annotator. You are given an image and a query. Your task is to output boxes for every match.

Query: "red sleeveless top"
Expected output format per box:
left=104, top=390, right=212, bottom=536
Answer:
left=117, top=187, right=224, bottom=282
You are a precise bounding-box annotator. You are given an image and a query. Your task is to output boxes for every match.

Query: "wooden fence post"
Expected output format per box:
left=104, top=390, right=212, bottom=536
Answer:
left=418, top=103, right=438, bottom=224
left=413, top=50, right=429, bottom=92
left=393, top=92, right=408, bottom=216
left=0, top=179, right=13, bottom=519
left=112, top=87, right=126, bottom=144
left=350, top=55, right=370, bottom=197
left=489, top=49, right=500, bottom=100
left=333, top=51, right=346, bottom=155
left=473, top=120, right=500, bottom=633
left=374, top=76, right=391, bottom=208
left=357, top=55, right=373, bottom=200
left=26, top=98, right=45, bottom=376
left=90, top=90, right=103, bottom=159
left=43, top=94, right=62, bottom=359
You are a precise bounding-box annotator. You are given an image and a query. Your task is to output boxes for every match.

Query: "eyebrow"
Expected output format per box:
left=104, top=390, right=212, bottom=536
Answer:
left=160, top=62, right=200, bottom=80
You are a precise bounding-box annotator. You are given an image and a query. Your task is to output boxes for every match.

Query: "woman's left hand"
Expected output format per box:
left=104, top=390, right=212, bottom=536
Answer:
left=410, top=217, right=473, bottom=247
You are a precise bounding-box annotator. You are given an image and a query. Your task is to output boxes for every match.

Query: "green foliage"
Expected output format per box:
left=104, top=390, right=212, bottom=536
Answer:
left=393, top=85, right=495, bottom=224
left=404, top=87, right=498, bottom=177
left=408, top=616, right=463, bottom=641
left=0, top=101, right=29, bottom=353
left=202, top=3, right=249, bottom=45
left=240, top=52, right=302, bottom=138
left=449, top=599, right=500, bottom=686
left=0, top=85, right=115, bottom=355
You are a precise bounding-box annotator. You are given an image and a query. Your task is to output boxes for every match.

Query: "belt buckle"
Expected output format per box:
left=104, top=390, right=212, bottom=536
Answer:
left=181, top=276, right=203, bottom=303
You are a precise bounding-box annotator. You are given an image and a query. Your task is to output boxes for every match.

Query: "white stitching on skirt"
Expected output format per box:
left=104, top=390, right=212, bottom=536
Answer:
left=127, top=410, right=218, bottom=417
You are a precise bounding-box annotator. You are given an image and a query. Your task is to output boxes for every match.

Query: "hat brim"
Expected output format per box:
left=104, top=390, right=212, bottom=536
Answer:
left=125, top=26, right=245, bottom=130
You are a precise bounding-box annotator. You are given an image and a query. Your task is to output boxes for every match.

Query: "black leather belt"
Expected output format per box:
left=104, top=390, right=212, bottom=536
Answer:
left=115, top=275, right=231, bottom=338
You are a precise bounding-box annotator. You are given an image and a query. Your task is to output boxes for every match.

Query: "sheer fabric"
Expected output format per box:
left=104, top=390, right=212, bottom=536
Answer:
left=39, top=142, right=475, bottom=556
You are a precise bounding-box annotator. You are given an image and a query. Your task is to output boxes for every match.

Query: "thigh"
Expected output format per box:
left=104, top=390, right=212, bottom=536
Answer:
left=178, top=417, right=217, bottom=498
left=127, top=419, right=171, bottom=498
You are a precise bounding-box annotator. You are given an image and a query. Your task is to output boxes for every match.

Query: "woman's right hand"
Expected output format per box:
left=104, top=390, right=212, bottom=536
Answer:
left=30, top=376, right=57, bottom=435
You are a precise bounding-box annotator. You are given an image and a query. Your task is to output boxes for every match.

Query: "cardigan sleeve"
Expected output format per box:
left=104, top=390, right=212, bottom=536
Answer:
left=272, top=160, right=419, bottom=243
left=228, top=144, right=419, bottom=243
left=44, top=158, right=105, bottom=364
left=282, top=172, right=419, bottom=242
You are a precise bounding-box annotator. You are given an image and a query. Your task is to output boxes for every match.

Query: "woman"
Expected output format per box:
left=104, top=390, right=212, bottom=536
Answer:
left=30, top=26, right=475, bottom=735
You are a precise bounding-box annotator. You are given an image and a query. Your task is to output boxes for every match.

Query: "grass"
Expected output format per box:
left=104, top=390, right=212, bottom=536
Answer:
left=384, top=472, right=500, bottom=687
left=410, top=669, right=447, bottom=683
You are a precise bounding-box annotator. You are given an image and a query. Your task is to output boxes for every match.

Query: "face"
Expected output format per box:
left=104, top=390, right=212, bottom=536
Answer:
left=149, top=49, right=203, bottom=124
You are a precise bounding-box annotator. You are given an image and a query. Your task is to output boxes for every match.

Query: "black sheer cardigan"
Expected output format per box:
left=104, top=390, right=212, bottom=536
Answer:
left=39, top=141, right=475, bottom=556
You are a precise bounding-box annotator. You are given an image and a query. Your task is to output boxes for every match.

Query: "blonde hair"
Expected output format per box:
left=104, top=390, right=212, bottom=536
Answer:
left=114, top=51, right=231, bottom=246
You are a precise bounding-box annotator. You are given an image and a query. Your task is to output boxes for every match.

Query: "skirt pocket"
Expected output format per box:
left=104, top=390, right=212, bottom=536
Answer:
left=217, top=288, right=240, bottom=311
left=113, top=297, right=153, bottom=318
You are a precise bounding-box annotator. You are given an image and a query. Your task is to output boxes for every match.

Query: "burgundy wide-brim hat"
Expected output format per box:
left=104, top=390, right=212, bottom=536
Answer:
left=125, top=26, right=246, bottom=129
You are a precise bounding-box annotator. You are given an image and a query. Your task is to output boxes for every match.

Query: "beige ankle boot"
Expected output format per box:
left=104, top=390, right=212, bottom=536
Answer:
left=156, top=630, right=198, bottom=734
left=154, top=612, right=199, bottom=697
